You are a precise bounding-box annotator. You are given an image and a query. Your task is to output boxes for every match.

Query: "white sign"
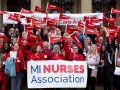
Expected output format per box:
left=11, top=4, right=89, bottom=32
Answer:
left=27, top=60, right=87, bottom=88
left=10, top=51, right=17, bottom=58
left=3, top=12, right=103, bottom=25
left=114, top=67, right=120, bottom=75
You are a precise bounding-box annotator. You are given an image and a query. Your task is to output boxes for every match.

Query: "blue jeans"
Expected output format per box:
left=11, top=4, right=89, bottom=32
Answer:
left=11, top=71, right=22, bottom=90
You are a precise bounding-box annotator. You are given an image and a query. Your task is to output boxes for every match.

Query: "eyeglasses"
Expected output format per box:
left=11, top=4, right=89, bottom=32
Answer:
left=73, top=48, right=78, bottom=49
left=99, top=39, right=103, bottom=40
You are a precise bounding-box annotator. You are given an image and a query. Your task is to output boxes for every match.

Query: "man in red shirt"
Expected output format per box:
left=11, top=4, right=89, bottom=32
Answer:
left=69, top=44, right=84, bottom=61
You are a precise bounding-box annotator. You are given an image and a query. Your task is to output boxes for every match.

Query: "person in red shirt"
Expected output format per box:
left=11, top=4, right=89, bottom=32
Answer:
left=64, top=37, right=74, bottom=60
left=0, top=42, right=11, bottom=90
left=7, top=42, right=24, bottom=90
left=22, top=41, right=44, bottom=69
left=29, top=44, right=43, bottom=61
left=41, top=41, right=50, bottom=60
left=10, top=37, right=17, bottom=51
left=68, top=44, right=84, bottom=61
left=100, top=25, right=105, bottom=36
left=49, top=45, right=65, bottom=60
left=95, top=35, right=105, bottom=54
left=116, top=29, right=120, bottom=41
left=22, top=41, right=44, bottom=61
left=30, top=40, right=43, bottom=52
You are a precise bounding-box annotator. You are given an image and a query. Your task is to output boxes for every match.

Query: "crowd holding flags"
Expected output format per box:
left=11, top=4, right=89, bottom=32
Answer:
left=0, top=2, right=120, bottom=90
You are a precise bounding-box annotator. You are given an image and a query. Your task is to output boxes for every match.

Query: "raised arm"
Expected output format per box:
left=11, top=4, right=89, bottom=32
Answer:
left=4, top=22, right=8, bottom=38
left=112, top=32, right=117, bottom=51
left=106, top=33, right=111, bottom=53
left=83, top=35, right=89, bottom=53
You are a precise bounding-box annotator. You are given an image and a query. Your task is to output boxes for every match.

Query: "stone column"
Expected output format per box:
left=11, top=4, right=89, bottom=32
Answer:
left=1, top=0, right=7, bottom=26
left=116, top=0, right=120, bottom=24
left=81, top=0, right=92, bottom=13
left=31, top=0, right=42, bottom=12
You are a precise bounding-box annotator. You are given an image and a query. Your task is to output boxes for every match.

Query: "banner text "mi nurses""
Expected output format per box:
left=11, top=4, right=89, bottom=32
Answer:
left=27, top=61, right=87, bottom=88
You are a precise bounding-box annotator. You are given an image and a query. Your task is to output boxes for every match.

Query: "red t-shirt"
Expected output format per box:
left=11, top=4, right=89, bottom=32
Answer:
left=68, top=53, right=84, bottom=61
left=29, top=53, right=43, bottom=61
left=117, top=51, right=120, bottom=67
left=95, top=36, right=99, bottom=44
left=50, top=53, right=65, bottom=60
left=117, top=30, right=120, bottom=41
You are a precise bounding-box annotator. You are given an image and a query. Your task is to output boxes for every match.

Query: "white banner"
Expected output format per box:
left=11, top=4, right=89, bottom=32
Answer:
left=3, top=12, right=103, bottom=25
left=27, top=60, right=87, bottom=88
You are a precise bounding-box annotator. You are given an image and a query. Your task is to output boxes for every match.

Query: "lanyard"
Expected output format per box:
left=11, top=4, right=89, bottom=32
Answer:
left=72, top=54, right=78, bottom=61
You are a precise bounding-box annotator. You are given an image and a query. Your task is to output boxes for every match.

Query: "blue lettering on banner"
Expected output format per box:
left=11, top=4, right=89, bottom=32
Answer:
left=48, top=77, right=53, bottom=83
left=54, top=77, right=59, bottom=83
left=31, top=76, right=37, bottom=83
left=31, top=65, right=41, bottom=74
left=31, top=75, right=84, bottom=83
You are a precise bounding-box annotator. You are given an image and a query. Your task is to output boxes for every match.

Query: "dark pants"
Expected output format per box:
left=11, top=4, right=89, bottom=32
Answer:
left=113, top=75, right=117, bottom=89
left=85, top=68, right=95, bottom=90
left=97, top=67, right=103, bottom=84
left=103, top=66, right=111, bottom=90
left=116, top=75, right=120, bottom=90
left=11, top=71, right=22, bottom=90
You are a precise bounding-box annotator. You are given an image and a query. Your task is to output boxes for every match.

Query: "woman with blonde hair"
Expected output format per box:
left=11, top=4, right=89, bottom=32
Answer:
left=49, top=45, right=65, bottom=60
left=49, top=45, right=65, bottom=90
left=83, top=35, right=100, bottom=90
left=10, top=37, right=17, bottom=51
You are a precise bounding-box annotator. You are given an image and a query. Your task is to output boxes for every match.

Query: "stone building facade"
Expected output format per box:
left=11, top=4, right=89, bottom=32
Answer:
left=0, top=0, right=120, bottom=27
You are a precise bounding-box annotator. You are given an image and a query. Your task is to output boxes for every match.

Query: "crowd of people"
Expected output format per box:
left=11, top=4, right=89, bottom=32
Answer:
left=0, top=13, right=119, bottom=90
